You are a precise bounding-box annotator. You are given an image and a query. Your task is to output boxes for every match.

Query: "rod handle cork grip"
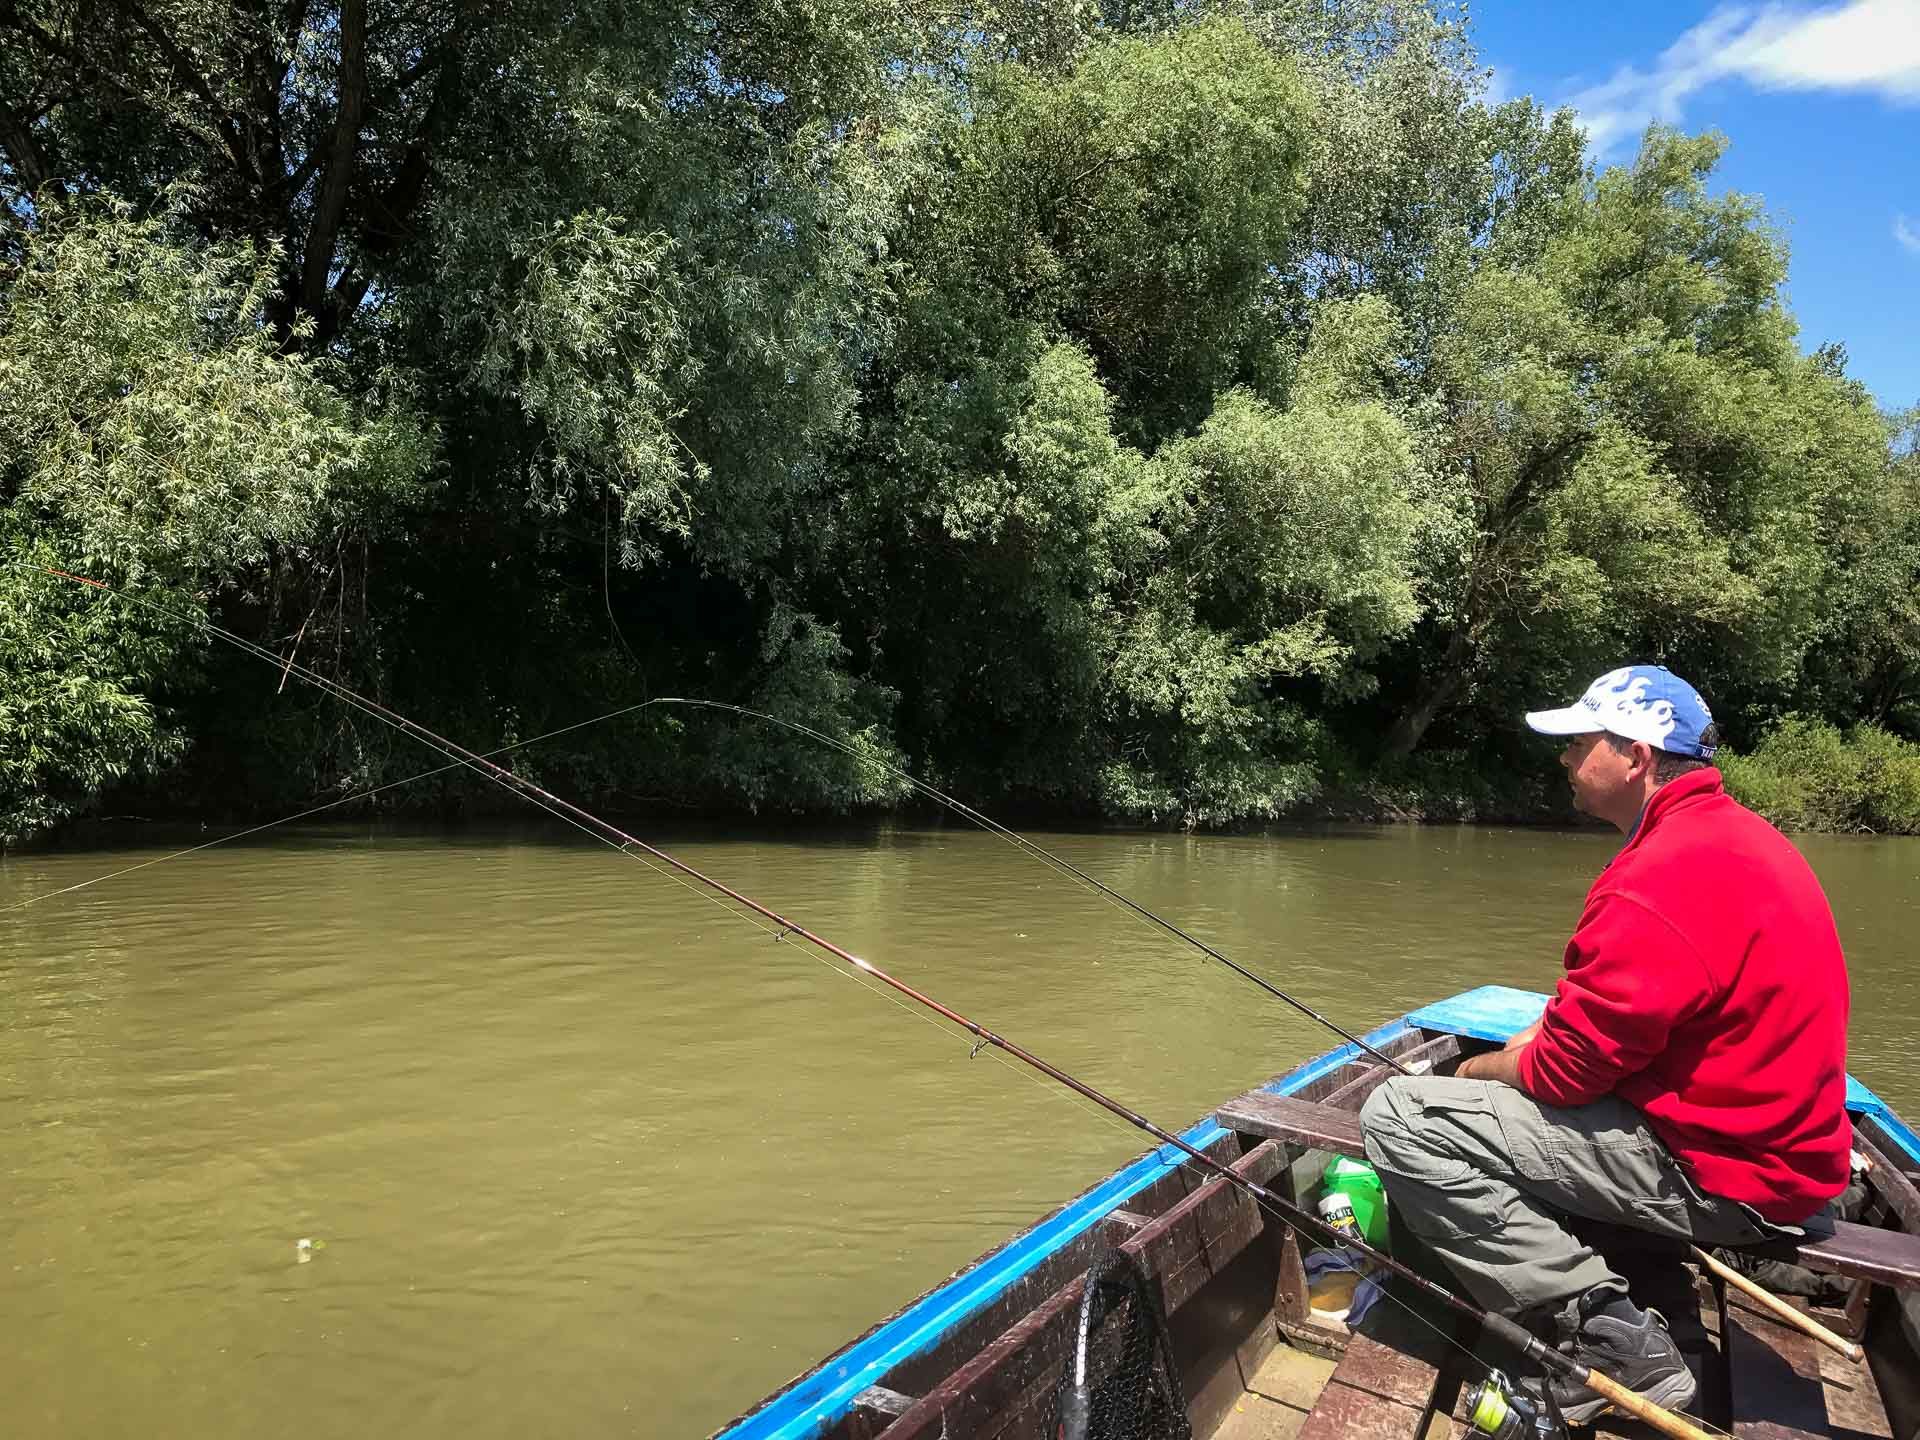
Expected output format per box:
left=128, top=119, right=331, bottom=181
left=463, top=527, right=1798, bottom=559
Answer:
left=1479, top=1314, right=1714, bottom=1440
left=1690, top=1244, right=1865, bottom=1364
left=1578, top=1366, right=1718, bottom=1440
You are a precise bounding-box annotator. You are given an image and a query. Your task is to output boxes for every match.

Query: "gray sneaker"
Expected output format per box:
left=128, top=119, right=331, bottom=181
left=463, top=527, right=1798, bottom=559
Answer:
left=1523, top=1292, right=1698, bottom=1426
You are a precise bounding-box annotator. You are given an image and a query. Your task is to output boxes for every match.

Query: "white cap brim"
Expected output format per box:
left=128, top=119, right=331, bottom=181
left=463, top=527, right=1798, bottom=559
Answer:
left=1525, top=706, right=1607, bottom=737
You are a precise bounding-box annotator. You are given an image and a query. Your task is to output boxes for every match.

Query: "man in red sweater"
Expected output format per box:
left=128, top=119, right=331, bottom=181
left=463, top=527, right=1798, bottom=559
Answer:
left=1361, top=664, right=1852, bottom=1423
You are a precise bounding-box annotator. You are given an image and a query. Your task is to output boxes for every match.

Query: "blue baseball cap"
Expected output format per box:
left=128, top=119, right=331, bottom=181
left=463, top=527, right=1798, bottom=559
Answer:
left=1525, top=665, right=1718, bottom=759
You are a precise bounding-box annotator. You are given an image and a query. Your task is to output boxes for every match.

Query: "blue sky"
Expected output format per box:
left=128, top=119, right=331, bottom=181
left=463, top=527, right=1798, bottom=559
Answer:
left=1469, top=1, right=1919, bottom=414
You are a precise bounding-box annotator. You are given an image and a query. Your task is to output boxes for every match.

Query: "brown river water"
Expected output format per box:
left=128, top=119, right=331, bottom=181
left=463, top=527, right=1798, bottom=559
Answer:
left=3, top=820, right=1916, bottom=1437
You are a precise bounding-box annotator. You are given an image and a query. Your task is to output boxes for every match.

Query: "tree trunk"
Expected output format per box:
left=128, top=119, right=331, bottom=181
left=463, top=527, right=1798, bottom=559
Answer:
left=0, top=106, right=53, bottom=194
left=1383, top=631, right=1474, bottom=761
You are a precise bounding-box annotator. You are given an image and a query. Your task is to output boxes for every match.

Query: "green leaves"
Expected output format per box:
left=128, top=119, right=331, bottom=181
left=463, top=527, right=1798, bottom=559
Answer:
left=0, top=525, right=195, bottom=846
left=1720, top=719, right=1920, bottom=834
left=0, top=198, right=427, bottom=840
left=0, top=1, right=1912, bottom=839
left=1095, top=310, right=1426, bottom=822
left=925, top=18, right=1314, bottom=441
left=0, top=200, right=426, bottom=581
left=1381, top=125, right=1902, bottom=765
left=457, top=212, right=697, bottom=562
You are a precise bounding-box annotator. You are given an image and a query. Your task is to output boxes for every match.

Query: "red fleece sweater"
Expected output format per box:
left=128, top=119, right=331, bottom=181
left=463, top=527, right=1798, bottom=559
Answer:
left=1516, top=770, right=1852, bottom=1223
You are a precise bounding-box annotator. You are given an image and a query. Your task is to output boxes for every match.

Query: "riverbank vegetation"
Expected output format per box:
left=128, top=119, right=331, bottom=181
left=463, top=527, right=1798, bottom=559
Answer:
left=4, top=0, right=1918, bottom=845
left=1719, top=722, right=1920, bottom=836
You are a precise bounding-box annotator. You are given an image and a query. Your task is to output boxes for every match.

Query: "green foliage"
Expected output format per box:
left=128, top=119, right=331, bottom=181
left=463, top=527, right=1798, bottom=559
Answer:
left=457, top=212, right=697, bottom=559
left=1380, top=127, right=1900, bottom=764
left=1, top=0, right=1914, bottom=841
left=702, top=606, right=913, bottom=811
left=1720, top=719, right=1920, bottom=835
left=1092, top=360, right=1424, bottom=823
left=0, top=530, right=197, bottom=846
left=915, top=18, right=1315, bottom=442
left=0, top=200, right=426, bottom=841
left=0, top=200, right=426, bottom=578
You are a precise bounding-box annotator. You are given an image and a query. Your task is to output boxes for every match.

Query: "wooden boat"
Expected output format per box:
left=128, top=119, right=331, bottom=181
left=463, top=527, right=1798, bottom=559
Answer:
left=712, top=986, right=1920, bottom=1440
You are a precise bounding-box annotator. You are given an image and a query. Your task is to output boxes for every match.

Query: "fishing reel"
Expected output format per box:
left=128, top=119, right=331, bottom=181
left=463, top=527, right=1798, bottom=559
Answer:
left=1463, top=1371, right=1567, bottom=1439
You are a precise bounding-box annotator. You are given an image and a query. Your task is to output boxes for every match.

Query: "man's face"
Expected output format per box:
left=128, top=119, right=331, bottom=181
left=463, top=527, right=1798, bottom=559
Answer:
left=1560, top=732, right=1636, bottom=817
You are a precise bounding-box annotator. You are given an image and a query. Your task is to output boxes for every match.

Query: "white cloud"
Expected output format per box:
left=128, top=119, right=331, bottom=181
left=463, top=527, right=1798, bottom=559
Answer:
left=1897, top=214, right=1920, bottom=254
left=1563, top=0, right=1920, bottom=159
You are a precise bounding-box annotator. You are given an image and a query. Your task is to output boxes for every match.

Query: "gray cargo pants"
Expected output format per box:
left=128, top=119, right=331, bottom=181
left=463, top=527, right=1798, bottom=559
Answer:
left=1360, top=1076, right=1786, bottom=1329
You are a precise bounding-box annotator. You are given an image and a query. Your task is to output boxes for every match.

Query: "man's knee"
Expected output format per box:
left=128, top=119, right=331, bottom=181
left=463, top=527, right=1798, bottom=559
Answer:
left=1361, top=1075, right=1443, bottom=1171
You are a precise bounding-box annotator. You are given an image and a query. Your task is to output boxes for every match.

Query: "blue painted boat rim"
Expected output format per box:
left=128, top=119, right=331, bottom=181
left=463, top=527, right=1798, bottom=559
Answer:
left=710, top=1015, right=1415, bottom=1440
left=1409, top=985, right=1920, bottom=1167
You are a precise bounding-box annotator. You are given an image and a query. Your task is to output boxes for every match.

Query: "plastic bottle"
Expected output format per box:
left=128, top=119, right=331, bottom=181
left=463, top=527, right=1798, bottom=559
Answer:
left=1320, top=1156, right=1389, bottom=1248
left=1315, top=1188, right=1361, bottom=1244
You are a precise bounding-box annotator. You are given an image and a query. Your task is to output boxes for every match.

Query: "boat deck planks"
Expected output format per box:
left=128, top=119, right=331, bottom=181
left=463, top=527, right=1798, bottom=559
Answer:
left=1722, top=1292, right=1899, bottom=1440
left=1294, top=1327, right=1452, bottom=1440
left=1211, top=1346, right=1338, bottom=1440
left=1813, top=1317, right=1894, bottom=1440
left=1727, top=1297, right=1836, bottom=1439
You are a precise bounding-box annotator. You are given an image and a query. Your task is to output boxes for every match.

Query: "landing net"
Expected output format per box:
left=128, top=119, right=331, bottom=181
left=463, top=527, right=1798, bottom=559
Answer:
left=1055, top=1247, right=1192, bottom=1440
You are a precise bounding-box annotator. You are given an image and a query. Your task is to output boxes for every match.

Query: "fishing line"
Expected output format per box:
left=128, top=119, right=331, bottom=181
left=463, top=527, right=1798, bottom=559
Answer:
left=18, top=565, right=1121, bottom=1133
left=31, top=569, right=1460, bottom=1298
left=653, top=698, right=1409, bottom=1075
left=26, top=565, right=1724, bottom=1437
left=2, top=699, right=664, bottom=913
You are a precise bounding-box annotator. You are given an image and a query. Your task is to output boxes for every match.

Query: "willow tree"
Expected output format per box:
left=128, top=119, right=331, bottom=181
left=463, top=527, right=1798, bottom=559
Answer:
left=0, top=0, right=995, bottom=830
left=1096, top=296, right=1431, bottom=821
left=0, top=203, right=425, bottom=841
left=813, top=19, right=1339, bottom=806
left=1378, top=128, right=1898, bottom=759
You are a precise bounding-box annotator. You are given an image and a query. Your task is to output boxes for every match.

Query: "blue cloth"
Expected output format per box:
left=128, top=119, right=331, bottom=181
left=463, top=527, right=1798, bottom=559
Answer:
left=1303, top=1246, right=1385, bottom=1325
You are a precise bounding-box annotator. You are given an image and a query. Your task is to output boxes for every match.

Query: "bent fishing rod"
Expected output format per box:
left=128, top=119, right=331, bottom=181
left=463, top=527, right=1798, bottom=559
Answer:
left=37, top=565, right=1713, bottom=1440
left=651, top=698, right=1409, bottom=1076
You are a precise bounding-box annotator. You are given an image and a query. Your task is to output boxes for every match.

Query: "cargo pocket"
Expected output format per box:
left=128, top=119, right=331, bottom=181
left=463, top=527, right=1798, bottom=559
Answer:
left=1382, top=1166, right=1514, bottom=1243
left=1364, top=1080, right=1494, bottom=1184
left=1409, top=1081, right=1570, bottom=1189
left=1500, top=1091, right=1693, bottom=1236
left=1483, top=1087, right=1572, bottom=1189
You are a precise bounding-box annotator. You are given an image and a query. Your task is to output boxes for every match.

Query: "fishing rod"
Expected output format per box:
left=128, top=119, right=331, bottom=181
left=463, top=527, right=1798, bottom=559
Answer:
left=34, top=564, right=1715, bottom=1440
left=652, top=698, right=1410, bottom=1076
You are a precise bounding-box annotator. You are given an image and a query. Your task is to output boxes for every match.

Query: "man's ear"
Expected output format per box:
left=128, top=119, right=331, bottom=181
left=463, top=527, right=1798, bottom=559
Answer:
left=1632, top=741, right=1658, bottom=779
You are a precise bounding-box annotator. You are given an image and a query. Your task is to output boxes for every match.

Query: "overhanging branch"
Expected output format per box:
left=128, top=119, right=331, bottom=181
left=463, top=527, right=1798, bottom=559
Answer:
left=0, top=103, right=53, bottom=193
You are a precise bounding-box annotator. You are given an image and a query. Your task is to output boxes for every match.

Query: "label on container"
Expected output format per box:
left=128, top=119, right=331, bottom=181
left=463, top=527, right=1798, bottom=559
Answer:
left=1317, top=1191, right=1360, bottom=1242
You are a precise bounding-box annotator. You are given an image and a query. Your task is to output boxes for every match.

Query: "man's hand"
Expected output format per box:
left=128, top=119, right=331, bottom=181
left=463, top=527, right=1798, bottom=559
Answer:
left=1503, top=1021, right=1541, bottom=1053
left=1454, top=1022, right=1538, bottom=1087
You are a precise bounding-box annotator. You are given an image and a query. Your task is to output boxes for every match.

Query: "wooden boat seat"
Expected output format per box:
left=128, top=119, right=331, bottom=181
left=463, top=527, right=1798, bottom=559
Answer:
left=1292, top=1326, right=1448, bottom=1440
left=1215, top=1089, right=1920, bottom=1291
